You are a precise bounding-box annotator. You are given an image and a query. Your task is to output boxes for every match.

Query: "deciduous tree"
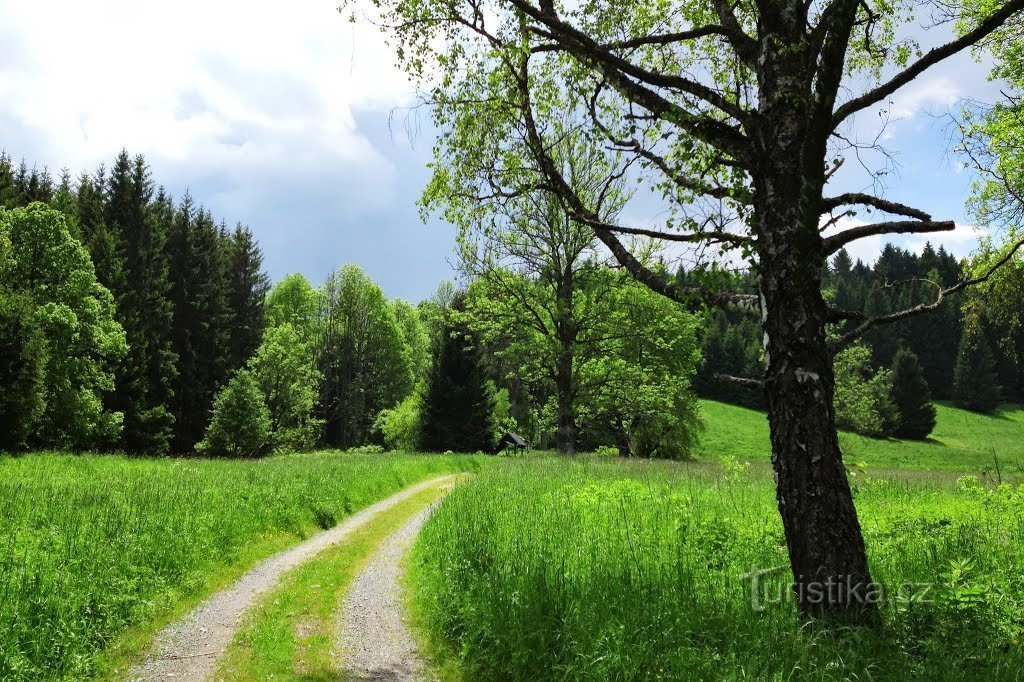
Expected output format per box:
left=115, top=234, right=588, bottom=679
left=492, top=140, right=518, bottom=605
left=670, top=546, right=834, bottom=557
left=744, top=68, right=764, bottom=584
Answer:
left=353, top=0, right=1024, bottom=614
left=0, top=203, right=127, bottom=449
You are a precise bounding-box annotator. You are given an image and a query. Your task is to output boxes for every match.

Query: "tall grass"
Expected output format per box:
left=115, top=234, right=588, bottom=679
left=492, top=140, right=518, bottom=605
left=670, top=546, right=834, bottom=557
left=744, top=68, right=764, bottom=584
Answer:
left=0, top=451, right=483, bottom=680
left=412, top=458, right=1024, bottom=679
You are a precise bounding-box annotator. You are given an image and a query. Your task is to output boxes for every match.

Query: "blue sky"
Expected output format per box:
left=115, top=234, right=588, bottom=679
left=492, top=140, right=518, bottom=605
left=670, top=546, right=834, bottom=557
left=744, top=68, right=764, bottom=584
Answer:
left=0, top=1, right=1006, bottom=301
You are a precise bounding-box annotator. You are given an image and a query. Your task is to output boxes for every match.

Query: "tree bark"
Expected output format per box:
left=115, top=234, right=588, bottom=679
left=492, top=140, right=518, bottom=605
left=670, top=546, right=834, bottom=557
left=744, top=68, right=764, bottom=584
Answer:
left=751, top=9, right=876, bottom=616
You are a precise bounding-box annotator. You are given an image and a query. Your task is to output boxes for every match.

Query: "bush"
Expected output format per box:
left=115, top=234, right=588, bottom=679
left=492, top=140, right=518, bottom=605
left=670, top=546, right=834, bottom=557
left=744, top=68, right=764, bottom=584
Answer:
left=834, top=344, right=898, bottom=437
left=198, top=370, right=272, bottom=458
left=375, top=392, right=423, bottom=451
left=890, top=348, right=937, bottom=439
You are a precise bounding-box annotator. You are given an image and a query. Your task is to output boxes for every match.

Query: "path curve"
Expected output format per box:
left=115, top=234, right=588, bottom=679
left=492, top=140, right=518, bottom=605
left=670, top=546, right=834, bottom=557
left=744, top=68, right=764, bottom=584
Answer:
left=127, top=474, right=461, bottom=682
left=338, top=491, right=449, bottom=681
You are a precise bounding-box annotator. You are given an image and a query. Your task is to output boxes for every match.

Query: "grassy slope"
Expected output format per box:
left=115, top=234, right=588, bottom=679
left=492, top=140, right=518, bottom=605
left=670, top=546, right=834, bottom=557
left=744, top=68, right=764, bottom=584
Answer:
left=696, top=399, right=1024, bottom=472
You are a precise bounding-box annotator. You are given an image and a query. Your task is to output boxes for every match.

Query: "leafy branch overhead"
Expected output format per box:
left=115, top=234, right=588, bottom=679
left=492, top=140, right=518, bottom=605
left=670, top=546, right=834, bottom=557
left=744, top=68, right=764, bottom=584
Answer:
left=353, top=0, right=1024, bottom=333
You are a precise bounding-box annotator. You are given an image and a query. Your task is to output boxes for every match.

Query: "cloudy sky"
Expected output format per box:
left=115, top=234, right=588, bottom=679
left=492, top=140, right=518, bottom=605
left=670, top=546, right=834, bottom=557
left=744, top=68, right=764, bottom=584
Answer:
left=0, top=1, right=1007, bottom=300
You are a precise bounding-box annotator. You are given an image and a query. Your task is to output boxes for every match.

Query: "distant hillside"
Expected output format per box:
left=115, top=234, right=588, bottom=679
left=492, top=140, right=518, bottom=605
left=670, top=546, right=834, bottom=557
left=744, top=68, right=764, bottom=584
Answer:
left=697, top=399, right=1024, bottom=473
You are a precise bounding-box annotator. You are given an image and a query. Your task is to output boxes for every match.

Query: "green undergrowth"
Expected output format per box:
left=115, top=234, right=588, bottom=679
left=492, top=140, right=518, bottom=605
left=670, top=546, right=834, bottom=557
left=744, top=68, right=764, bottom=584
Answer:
left=412, top=458, right=1024, bottom=680
left=0, top=451, right=484, bottom=681
left=216, top=481, right=454, bottom=681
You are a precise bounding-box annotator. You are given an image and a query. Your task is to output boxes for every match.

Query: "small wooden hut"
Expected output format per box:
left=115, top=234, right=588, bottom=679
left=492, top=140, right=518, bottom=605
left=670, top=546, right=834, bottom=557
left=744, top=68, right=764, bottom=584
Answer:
left=497, top=432, right=528, bottom=456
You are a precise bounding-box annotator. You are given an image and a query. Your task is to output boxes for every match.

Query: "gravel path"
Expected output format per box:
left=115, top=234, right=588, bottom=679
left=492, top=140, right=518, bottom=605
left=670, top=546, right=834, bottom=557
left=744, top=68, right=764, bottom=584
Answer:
left=127, top=474, right=461, bottom=682
left=338, top=492, right=449, bottom=681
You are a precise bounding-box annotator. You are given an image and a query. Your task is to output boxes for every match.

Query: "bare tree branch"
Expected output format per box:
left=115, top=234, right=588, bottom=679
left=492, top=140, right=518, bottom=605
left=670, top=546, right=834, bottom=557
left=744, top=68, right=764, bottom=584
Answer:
left=822, top=219, right=955, bottom=255
left=820, top=193, right=932, bottom=221
left=832, top=0, right=1024, bottom=126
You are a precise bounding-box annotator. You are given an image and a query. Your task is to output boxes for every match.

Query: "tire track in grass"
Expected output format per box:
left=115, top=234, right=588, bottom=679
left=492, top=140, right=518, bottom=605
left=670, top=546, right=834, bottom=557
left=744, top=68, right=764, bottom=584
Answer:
left=337, top=496, right=450, bottom=681
left=126, top=475, right=462, bottom=682
left=215, top=479, right=459, bottom=680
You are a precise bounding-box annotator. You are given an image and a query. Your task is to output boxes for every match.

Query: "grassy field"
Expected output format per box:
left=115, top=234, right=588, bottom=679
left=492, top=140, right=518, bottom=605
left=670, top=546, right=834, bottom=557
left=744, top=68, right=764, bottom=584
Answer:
left=412, top=458, right=1024, bottom=680
left=698, top=399, right=1024, bottom=473
left=0, top=451, right=483, bottom=681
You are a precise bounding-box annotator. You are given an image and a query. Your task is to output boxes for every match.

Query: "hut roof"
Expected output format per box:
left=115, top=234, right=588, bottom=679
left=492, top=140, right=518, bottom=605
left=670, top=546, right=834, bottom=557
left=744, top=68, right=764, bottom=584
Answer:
left=500, top=432, right=528, bottom=447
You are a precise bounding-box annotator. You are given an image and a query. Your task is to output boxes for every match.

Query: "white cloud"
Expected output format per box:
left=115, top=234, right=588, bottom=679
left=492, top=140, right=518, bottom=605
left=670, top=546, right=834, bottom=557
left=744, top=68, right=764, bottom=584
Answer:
left=0, top=0, right=461, bottom=294
left=0, top=0, right=413, bottom=170
left=886, top=75, right=963, bottom=121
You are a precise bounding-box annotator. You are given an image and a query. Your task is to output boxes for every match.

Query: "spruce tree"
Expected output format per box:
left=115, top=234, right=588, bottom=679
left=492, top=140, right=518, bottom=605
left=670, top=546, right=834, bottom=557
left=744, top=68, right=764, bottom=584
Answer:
left=167, top=200, right=231, bottom=452
left=890, top=348, right=937, bottom=440
left=104, top=151, right=177, bottom=453
left=421, top=298, right=494, bottom=453
left=0, top=152, right=16, bottom=208
left=953, top=322, right=1002, bottom=414
left=224, top=224, right=270, bottom=371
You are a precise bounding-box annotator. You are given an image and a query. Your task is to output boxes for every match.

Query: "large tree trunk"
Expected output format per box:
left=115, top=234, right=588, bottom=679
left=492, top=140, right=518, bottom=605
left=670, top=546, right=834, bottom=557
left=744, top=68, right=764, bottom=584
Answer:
left=760, top=262, right=875, bottom=616
left=755, top=164, right=875, bottom=617
left=752, top=15, right=876, bottom=615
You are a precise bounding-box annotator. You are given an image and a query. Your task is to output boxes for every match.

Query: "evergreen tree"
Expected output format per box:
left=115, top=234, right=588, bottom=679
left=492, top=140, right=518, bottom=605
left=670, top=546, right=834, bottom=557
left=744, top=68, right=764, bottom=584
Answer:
left=954, top=320, right=1002, bottom=413
left=890, top=348, right=937, bottom=440
left=421, top=296, right=494, bottom=453
left=49, top=169, right=79, bottom=235
left=0, top=152, right=17, bottom=208
left=167, top=198, right=231, bottom=452
left=224, top=224, right=270, bottom=370
left=104, top=151, right=177, bottom=453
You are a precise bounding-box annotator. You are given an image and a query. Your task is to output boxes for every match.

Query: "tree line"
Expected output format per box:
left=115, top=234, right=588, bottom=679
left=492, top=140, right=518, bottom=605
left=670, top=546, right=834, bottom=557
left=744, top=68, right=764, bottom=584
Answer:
left=0, top=148, right=701, bottom=458
left=1, top=150, right=268, bottom=453
left=694, top=243, right=1022, bottom=434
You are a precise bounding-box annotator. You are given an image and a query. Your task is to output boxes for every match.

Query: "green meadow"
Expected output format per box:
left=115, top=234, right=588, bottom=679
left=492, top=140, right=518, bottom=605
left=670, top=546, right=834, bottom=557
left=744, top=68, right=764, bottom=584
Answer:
left=3, top=401, right=1024, bottom=680
left=0, top=452, right=482, bottom=681
left=409, top=401, right=1024, bottom=680
left=412, top=459, right=1024, bottom=679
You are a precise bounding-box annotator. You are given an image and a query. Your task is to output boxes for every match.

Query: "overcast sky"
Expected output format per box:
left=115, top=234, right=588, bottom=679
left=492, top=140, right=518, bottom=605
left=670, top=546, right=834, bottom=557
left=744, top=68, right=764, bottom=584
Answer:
left=0, top=1, right=1007, bottom=300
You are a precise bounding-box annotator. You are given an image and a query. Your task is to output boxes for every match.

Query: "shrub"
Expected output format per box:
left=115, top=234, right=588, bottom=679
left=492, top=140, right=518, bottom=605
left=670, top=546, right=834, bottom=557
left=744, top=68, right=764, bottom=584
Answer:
left=375, top=392, right=423, bottom=451
left=834, top=344, right=898, bottom=437
left=198, top=370, right=272, bottom=458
